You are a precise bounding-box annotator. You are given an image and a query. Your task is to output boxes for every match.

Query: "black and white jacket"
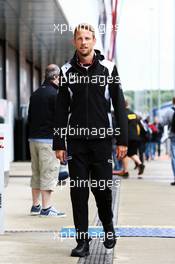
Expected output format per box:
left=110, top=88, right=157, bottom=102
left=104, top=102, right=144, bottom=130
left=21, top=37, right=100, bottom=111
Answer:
left=53, top=50, right=128, bottom=150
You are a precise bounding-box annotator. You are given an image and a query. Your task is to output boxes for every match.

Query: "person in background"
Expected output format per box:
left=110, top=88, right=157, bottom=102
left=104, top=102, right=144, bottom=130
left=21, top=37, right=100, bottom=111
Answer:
left=149, top=119, right=159, bottom=160
left=111, top=111, right=123, bottom=174
left=28, top=64, right=66, bottom=217
left=144, top=116, right=152, bottom=161
left=160, top=97, right=175, bottom=185
left=154, top=116, right=164, bottom=157
left=135, top=115, right=149, bottom=167
left=116, top=101, right=145, bottom=179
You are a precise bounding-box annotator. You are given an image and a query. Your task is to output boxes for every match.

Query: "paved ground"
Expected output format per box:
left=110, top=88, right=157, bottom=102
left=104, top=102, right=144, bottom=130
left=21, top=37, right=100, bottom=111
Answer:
left=0, top=155, right=175, bottom=264
left=114, top=156, right=175, bottom=264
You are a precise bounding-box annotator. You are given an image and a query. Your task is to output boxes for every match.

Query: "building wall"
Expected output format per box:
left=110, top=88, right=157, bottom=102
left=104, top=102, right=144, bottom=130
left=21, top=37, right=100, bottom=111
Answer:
left=0, top=0, right=73, bottom=117
left=0, top=0, right=73, bottom=160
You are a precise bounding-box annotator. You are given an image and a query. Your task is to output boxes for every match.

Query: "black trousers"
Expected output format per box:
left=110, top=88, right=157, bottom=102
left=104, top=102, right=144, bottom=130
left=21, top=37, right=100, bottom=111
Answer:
left=67, top=139, right=114, bottom=241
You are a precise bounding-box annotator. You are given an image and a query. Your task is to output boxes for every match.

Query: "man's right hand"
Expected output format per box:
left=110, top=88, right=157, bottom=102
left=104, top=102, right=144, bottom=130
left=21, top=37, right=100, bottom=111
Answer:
left=55, top=150, right=67, bottom=164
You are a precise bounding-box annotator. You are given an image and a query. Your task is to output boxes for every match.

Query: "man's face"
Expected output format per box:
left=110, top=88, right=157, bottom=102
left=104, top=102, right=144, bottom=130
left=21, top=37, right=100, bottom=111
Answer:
left=73, top=29, right=96, bottom=57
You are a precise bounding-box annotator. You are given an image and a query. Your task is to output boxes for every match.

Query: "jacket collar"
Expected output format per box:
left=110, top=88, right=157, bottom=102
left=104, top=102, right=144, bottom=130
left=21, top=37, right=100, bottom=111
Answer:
left=42, top=80, right=58, bottom=90
left=70, top=49, right=105, bottom=72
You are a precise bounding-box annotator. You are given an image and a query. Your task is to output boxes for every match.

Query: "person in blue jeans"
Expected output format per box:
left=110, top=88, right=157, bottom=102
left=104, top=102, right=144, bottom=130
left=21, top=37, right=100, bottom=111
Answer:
left=111, top=114, right=123, bottom=172
left=144, top=116, right=152, bottom=161
left=112, top=141, right=123, bottom=171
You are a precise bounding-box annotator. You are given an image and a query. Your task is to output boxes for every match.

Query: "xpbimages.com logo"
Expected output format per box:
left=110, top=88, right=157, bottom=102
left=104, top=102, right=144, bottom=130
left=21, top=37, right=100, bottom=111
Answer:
left=59, top=74, right=121, bottom=87
left=53, top=126, right=121, bottom=139
left=53, top=230, right=120, bottom=242
left=58, top=178, right=121, bottom=191
left=53, top=23, right=119, bottom=35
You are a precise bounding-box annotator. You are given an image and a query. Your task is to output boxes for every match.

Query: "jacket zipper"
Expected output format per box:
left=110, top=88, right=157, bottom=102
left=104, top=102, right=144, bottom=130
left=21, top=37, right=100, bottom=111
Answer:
left=72, top=65, right=91, bottom=139
left=86, top=68, right=89, bottom=139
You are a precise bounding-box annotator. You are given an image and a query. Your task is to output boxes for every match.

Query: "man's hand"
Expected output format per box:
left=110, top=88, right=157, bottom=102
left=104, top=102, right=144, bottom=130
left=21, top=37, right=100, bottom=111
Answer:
left=55, top=150, right=67, bottom=164
left=116, top=145, right=128, bottom=160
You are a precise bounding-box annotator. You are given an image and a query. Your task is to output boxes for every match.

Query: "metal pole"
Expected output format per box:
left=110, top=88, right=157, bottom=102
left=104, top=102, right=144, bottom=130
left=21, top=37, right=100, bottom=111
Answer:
left=157, top=0, right=161, bottom=116
left=173, top=0, right=175, bottom=96
left=149, top=7, right=154, bottom=122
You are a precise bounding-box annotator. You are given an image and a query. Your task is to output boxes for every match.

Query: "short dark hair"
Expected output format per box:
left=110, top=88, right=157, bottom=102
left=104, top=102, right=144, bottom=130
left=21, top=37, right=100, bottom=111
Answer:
left=74, top=23, right=95, bottom=39
left=45, top=64, right=60, bottom=81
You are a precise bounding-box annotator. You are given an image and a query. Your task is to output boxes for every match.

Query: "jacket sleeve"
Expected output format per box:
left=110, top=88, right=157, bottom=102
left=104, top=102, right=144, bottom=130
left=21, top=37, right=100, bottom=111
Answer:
left=27, top=97, right=32, bottom=139
left=160, top=108, right=173, bottom=127
left=52, top=70, right=70, bottom=150
left=109, top=65, right=128, bottom=146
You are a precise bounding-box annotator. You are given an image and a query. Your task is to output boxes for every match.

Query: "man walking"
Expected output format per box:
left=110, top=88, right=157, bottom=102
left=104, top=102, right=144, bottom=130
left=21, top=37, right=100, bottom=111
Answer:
left=116, top=100, right=145, bottom=178
left=161, top=97, right=175, bottom=185
left=28, top=64, right=65, bottom=217
left=53, top=24, right=128, bottom=257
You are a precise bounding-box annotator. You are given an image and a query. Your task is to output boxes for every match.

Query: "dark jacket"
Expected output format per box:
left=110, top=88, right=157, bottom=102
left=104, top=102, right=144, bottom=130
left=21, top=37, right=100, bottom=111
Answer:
left=53, top=50, right=128, bottom=150
left=126, top=108, right=140, bottom=142
left=149, top=122, right=163, bottom=142
left=28, top=80, right=58, bottom=139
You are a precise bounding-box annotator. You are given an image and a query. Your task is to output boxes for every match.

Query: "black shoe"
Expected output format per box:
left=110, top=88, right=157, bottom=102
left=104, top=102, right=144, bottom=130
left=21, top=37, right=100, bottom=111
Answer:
left=138, top=163, right=145, bottom=175
left=103, top=231, right=116, bottom=249
left=103, top=223, right=116, bottom=249
left=71, top=240, right=90, bottom=257
left=134, top=162, right=138, bottom=170
left=171, top=182, right=175, bottom=186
